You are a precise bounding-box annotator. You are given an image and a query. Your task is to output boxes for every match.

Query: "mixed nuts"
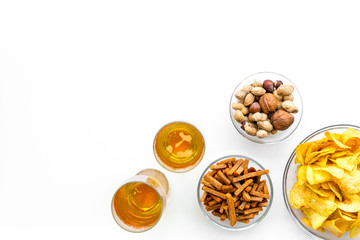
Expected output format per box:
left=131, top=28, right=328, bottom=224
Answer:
left=232, top=79, right=298, bottom=139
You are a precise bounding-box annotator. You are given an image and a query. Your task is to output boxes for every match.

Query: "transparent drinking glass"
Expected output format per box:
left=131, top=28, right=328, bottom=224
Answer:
left=111, top=169, right=169, bottom=232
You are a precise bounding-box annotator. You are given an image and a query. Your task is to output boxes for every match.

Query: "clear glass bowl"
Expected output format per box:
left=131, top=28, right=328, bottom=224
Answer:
left=197, top=155, right=273, bottom=230
left=230, top=72, right=303, bottom=144
left=282, top=124, right=360, bottom=240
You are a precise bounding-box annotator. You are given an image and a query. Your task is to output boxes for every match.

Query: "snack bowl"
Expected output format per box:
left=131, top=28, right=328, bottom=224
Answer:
left=283, top=124, right=360, bottom=240
left=197, top=155, right=273, bottom=230
left=230, top=72, right=303, bottom=144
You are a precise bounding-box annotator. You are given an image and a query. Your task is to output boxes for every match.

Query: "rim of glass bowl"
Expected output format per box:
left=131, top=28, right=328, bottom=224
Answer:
left=153, top=121, right=206, bottom=173
left=229, top=72, right=303, bottom=144
left=282, top=124, right=360, bottom=240
left=197, top=154, right=273, bottom=230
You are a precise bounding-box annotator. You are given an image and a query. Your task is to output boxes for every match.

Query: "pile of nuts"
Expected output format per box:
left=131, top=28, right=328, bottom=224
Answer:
left=232, top=79, right=298, bottom=139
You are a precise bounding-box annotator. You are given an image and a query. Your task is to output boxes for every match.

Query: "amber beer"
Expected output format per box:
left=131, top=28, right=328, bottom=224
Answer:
left=153, top=121, right=205, bottom=172
left=111, top=169, right=169, bottom=232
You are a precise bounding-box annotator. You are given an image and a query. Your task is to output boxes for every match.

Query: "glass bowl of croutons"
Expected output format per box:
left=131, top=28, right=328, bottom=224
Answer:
left=197, top=155, right=273, bottom=230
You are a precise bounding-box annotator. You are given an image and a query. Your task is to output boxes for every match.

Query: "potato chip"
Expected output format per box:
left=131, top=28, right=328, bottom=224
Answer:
left=302, top=207, right=328, bottom=229
left=306, top=166, right=332, bottom=185
left=322, top=219, right=347, bottom=238
left=295, top=142, right=313, bottom=165
left=306, top=142, right=320, bottom=156
left=297, top=166, right=307, bottom=185
left=291, top=182, right=337, bottom=217
left=335, top=153, right=360, bottom=171
left=325, top=131, right=351, bottom=149
left=350, top=219, right=360, bottom=239
left=333, top=170, right=360, bottom=194
left=328, top=182, right=342, bottom=202
left=306, top=147, right=336, bottom=165
left=307, top=183, right=333, bottom=198
left=290, top=182, right=309, bottom=209
left=341, top=210, right=358, bottom=220
left=332, top=150, right=353, bottom=158
left=313, top=164, right=344, bottom=179
left=338, top=193, right=360, bottom=213
left=319, top=192, right=336, bottom=203
left=315, top=155, right=329, bottom=167
left=343, top=128, right=360, bottom=150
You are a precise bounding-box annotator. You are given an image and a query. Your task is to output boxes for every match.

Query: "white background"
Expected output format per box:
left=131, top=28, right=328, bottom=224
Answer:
left=1, top=1, right=360, bottom=239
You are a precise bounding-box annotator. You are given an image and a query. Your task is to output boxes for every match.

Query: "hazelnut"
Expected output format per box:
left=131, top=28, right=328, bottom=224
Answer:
left=263, top=80, right=274, bottom=93
left=249, top=102, right=261, bottom=113
left=274, top=80, right=283, bottom=89
left=259, top=93, right=277, bottom=113
left=271, top=109, right=294, bottom=130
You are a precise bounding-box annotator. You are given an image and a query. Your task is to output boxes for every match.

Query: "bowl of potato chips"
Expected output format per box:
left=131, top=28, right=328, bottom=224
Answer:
left=283, top=124, right=360, bottom=240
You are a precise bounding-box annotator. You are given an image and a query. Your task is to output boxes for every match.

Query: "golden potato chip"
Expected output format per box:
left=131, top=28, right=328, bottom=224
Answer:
left=313, top=164, right=344, bottom=179
left=315, top=155, right=329, bottom=167
left=307, top=183, right=333, bottom=198
left=302, top=216, right=311, bottom=227
left=320, top=192, right=336, bottom=203
left=306, top=142, right=320, bottom=156
left=306, top=166, right=331, bottom=185
left=341, top=210, right=358, bottom=220
left=322, top=219, right=347, bottom=238
left=335, top=152, right=360, bottom=171
left=290, top=182, right=309, bottom=209
left=306, top=148, right=335, bottom=165
left=325, top=131, right=351, bottom=149
left=302, top=217, right=326, bottom=232
left=332, top=150, right=353, bottom=158
left=302, top=207, right=328, bottom=229
left=295, top=142, right=313, bottom=165
left=350, top=219, right=360, bottom=239
left=297, top=166, right=307, bottom=185
left=343, top=128, right=360, bottom=150
left=338, top=193, right=360, bottom=213
left=333, top=170, right=360, bottom=194
left=291, top=182, right=337, bottom=217
left=328, top=182, right=342, bottom=202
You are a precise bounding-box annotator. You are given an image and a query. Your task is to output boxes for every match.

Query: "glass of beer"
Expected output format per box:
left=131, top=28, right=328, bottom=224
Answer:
left=153, top=121, right=205, bottom=172
left=111, top=169, right=169, bottom=232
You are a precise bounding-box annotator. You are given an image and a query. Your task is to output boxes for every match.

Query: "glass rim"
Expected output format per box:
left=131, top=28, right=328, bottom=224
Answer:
left=152, top=120, right=206, bottom=173
left=111, top=175, right=167, bottom=233
left=282, top=124, right=360, bottom=240
left=197, top=154, right=273, bottom=230
left=229, top=71, right=303, bottom=144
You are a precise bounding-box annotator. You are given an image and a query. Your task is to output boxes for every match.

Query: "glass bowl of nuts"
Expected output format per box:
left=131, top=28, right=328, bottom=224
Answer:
left=197, top=155, right=273, bottom=230
left=230, top=72, right=303, bottom=144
